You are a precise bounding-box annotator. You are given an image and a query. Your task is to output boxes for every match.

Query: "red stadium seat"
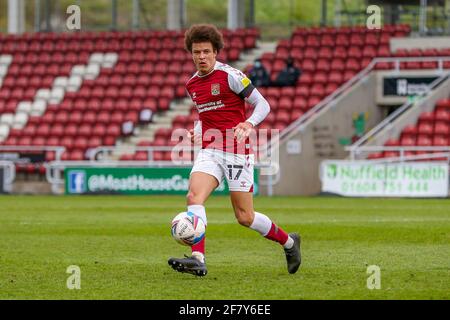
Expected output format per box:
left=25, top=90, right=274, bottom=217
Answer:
left=60, top=137, right=73, bottom=150
left=290, top=109, right=303, bottom=122
left=345, top=58, right=360, bottom=71
left=280, top=87, right=295, bottom=98
left=435, top=99, right=450, bottom=112
left=22, top=125, right=37, bottom=138
left=278, top=97, right=292, bottom=110
left=434, top=122, right=449, bottom=136
left=328, top=71, right=343, bottom=84
left=417, top=122, right=433, bottom=136
left=64, top=124, right=78, bottom=137
left=401, top=125, right=417, bottom=139
left=400, top=136, right=416, bottom=146
left=383, top=151, right=400, bottom=158
left=343, top=70, right=357, bottom=82
left=347, top=47, right=362, bottom=59
left=307, top=96, right=321, bottom=109
left=418, top=111, right=435, bottom=124
left=36, top=124, right=51, bottom=137
left=78, top=124, right=92, bottom=137
left=50, top=124, right=64, bottom=137
left=324, top=83, right=339, bottom=96
left=433, top=136, right=449, bottom=146
left=313, top=72, right=327, bottom=84
left=330, top=59, right=345, bottom=71
left=70, top=150, right=85, bottom=161
left=276, top=110, right=290, bottom=123
left=73, top=138, right=88, bottom=150
left=417, top=136, right=432, bottom=146
left=434, top=110, right=449, bottom=122
left=384, top=138, right=399, bottom=147
left=316, top=59, right=330, bottom=72
left=367, top=152, right=383, bottom=159
left=335, top=34, right=349, bottom=47
left=310, top=84, right=325, bottom=97
left=320, top=35, right=335, bottom=47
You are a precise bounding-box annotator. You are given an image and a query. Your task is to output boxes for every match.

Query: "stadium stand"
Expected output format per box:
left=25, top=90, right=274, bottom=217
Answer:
left=2, top=24, right=450, bottom=176
left=0, top=28, right=260, bottom=174
left=367, top=98, right=450, bottom=160
left=120, top=24, right=416, bottom=160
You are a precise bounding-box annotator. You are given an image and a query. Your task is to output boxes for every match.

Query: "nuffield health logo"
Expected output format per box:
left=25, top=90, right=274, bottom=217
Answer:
left=327, top=164, right=337, bottom=179
left=68, top=171, right=86, bottom=194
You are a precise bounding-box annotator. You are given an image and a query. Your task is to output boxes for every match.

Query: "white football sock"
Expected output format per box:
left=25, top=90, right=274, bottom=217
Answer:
left=249, top=212, right=272, bottom=236
left=191, top=251, right=205, bottom=263
left=283, top=236, right=294, bottom=249
left=188, top=204, right=207, bottom=226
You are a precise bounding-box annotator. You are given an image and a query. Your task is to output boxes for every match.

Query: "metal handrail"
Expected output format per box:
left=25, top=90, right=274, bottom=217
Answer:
left=360, top=151, right=450, bottom=164
left=90, top=145, right=196, bottom=161
left=349, top=146, right=450, bottom=151
left=347, top=146, right=450, bottom=161
left=0, top=146, right=66, bottom=161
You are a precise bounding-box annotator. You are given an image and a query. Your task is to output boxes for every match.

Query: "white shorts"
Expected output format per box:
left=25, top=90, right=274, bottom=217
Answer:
left=191, top=149, right=255, bottom=192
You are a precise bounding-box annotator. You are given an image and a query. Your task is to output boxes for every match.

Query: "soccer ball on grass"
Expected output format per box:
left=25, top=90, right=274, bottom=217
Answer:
left=171, top=212, right=205, bottom=246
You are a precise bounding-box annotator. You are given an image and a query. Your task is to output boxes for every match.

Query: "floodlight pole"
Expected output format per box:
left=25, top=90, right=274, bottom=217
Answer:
left=44, top=0, right=52, bottom=31
left=248, top=0, right=255, bottom=28
left=111, top=0, right=118, bottom=30
left=419, top=0, right=428, bottom=35
left=334, top=0, right=341, bottom=27
left=228, top=0, right=246, bottom=30
left=34, top=0, right=40, bottom=31
left=132, top=0, right=140, bottom=29
left=8, top=0, right=26, bottom=34
left=167, top=0, right=185, bottom=30
left=321, top=0, right=327, bottom=27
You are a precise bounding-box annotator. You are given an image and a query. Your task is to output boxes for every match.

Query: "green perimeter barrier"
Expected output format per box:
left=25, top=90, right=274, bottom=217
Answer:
left=65, top=167, right=259, bottom=195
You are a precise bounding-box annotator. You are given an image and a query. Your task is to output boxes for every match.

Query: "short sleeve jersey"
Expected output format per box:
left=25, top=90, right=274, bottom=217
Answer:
left=186, top=61, right=255, bottom=154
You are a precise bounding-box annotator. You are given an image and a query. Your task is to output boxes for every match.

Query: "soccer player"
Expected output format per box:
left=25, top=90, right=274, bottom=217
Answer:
left=168, top=24, right=301, bottom=276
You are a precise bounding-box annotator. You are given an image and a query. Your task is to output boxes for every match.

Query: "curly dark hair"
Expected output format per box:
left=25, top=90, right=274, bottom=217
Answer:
left=184, top=24, right=225, bottom=53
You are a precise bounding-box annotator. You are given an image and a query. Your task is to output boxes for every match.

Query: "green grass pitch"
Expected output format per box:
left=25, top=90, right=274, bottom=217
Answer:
left=0, top=195, right=449, bottom=300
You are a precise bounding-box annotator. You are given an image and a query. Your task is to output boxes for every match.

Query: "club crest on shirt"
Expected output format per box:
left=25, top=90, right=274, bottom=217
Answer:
left=211, top=83, right=220, bottom=96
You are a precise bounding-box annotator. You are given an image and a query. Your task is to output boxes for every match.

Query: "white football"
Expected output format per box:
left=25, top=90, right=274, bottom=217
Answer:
left=171, top=211, right=205, bottom=246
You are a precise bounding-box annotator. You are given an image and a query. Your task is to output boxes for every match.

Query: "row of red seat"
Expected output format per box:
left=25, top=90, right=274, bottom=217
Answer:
left=120, top=25, right=416, bottom=161
left=1, top=28, right=255, bottom=115
left=275, top=46, right=450, bottom=62
left=1, top=28, right=259, bottom=170
left=120, top=150, right=189, bottom=162
left=0, top=72, right=192, bottom=89
left=292, top=24, right=410, bottom=36
left=4, top=135, right=114, bottom=149
left=1, top=35, right=253, bottom=47
left=0, top=27, right=259, bottom=41
left=4, top=52, right=214, bottom=68
left=283, top=34, right=395, bottom=49
left=368, top=100, right=450, bottom=159
left=0, top=96, right=170, bottom=115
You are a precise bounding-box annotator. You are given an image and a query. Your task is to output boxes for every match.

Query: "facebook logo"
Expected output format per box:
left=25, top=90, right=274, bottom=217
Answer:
left=68, top=171, right=86, bottom=194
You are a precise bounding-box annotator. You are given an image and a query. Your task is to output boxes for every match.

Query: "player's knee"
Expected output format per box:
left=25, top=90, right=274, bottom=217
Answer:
left=236, top=210, right=254, bottom=227
left=186, top=191, right=203, bottom=205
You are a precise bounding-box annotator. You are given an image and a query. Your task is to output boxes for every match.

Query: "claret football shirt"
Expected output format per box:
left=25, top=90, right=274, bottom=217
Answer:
left=186, top=61, right=256, bottom=154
